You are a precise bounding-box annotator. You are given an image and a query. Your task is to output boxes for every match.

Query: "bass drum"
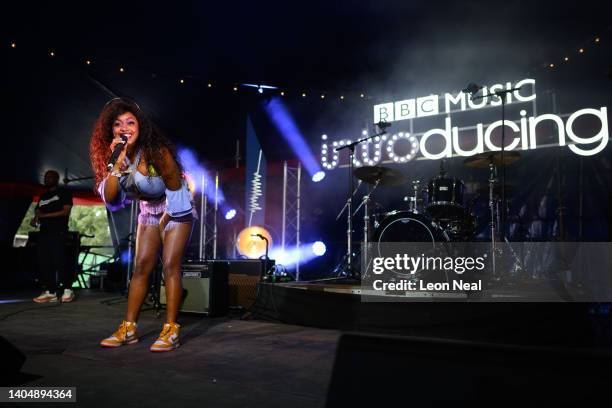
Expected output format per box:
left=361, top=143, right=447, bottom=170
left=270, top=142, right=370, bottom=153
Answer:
left=372, top=211, right=448, bottom=243
left=370, top=211, right=448, bottom=279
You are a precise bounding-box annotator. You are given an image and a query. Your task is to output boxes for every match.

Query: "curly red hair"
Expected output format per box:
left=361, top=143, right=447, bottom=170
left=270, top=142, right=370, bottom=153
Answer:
left=89, top=99, right=180, bottom=190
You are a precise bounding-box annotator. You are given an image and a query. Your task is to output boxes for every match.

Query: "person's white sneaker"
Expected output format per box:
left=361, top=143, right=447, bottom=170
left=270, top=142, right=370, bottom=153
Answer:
left=33, top=291, right=58, bottom=303
left=61, top=289, right=75, bottom=303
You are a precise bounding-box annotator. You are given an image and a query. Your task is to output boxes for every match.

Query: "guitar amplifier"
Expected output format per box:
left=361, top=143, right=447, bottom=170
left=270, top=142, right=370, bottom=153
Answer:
left=226, top=259, right=275, bottom=309
left=160, top=260, right=229, bottom=316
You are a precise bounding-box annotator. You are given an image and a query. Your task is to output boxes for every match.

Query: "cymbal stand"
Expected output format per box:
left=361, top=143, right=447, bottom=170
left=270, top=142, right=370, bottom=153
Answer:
left=470, top=85, right=522, bottom=239
left=352, top=179, right=380, bottom=272
left=335, top=127, right=388, bottom=279
left=488, top=161, right=498, bottom=278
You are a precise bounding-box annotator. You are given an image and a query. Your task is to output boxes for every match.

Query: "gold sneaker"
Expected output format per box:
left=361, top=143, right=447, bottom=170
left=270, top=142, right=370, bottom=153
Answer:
left=150, top=322, right=180, bottom=352
left=100, top=320, right=138, bottom=348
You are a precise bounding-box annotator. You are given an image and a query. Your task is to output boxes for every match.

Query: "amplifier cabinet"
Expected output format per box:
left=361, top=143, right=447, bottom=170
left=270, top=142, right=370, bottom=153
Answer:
left=161, top=260, right=229, bottom=316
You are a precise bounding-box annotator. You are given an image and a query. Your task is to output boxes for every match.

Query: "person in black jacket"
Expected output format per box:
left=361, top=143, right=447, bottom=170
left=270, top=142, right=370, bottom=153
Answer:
left=31, top=170, right=75, bottom=303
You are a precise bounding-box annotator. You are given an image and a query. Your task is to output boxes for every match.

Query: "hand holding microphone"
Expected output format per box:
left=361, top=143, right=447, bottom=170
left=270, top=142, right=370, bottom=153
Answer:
left=107, top=134, right=129, bottom=171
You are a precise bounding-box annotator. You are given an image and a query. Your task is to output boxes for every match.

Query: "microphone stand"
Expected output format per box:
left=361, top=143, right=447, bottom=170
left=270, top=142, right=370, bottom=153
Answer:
left=470, top=86, right=521, bottom=241
left=335, top=127, right=388, bottom=280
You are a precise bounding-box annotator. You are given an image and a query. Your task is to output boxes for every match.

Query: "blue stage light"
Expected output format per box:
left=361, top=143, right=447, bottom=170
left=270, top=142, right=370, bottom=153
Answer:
left=312, top=241, right=326, bottom=256
left=225, top=209, right=237, bottom=220
left=312, top=171, right=326, bottom=183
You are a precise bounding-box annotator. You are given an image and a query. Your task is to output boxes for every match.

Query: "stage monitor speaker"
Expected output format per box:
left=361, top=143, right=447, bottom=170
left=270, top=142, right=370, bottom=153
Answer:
left=161, top=260, right=229, bottom=316
left=326, top=333, right=612, bottom=407
left=0, top=336, right=26, bottom=386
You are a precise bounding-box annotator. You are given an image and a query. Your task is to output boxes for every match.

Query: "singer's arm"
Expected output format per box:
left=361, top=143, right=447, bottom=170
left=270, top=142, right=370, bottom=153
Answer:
left=157, top=147, right=193, bottom=231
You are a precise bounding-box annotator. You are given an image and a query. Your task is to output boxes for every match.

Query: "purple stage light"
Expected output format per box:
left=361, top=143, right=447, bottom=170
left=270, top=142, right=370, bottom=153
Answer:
left=264, top=97, right=323, bottom=178
left=178, top=147, right=226, bottom=204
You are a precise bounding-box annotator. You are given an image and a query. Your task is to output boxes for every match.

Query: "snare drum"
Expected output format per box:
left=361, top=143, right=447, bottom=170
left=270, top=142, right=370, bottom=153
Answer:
left=426, top=175, right=465, bottom=219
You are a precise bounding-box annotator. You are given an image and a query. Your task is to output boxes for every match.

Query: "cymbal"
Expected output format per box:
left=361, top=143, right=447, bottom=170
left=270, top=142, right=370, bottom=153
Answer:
left=353, top=166, right=408, bottom=186
left=463, top=151, right=521, bottom=168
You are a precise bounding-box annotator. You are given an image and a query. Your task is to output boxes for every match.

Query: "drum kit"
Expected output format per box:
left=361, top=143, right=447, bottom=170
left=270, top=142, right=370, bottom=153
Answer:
left=337, top=151, right=522, bottom=279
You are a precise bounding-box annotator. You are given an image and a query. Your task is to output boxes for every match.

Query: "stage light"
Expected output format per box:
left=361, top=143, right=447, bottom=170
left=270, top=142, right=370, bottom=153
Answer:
left=258, top=87, right=263, bottom=94
left=119, top=67, right=125, bottom=72
left=85, top=59, right=92, bottom=65
left=321, top=94, right=325, bottom=99
left=360, top=93, right=364, bottom=98
left=579, top=48, right=584, bottom=53
left=340, top=95, right=344, bottom=100
left=564, top=57, right=569, bottom=62
left=549, top=63, right=555, bottom=68
left=280, top=91, right=285, bottom=96
left=237, top=226, right=273, bottom=259
left=595, top=37, right=600, bottom=43
left=180, top=79, right=185, bottom=84
left=312, top=171, right=326, bottom=183
left=302, top=92, right=306, bottom=98
left=224, top=209, right=237, bottom=220
left=264, top=97, right=324, bottom=180
left=10, top=42, right=16, bottom=48
left=312, top=241, right=326, bottom=256
left=49, top=51, right=55, bottom=57
left=233, top=86, right=238, bottom=91
left=207, top=83, right=212, bottom=88
left=321, top=134, right=327, bottom=140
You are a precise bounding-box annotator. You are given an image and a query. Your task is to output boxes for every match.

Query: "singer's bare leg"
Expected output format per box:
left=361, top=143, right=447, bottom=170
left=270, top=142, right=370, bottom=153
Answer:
left=125, top=224, right=161, bottom=323
left=161, top=223, right=192, bottom=324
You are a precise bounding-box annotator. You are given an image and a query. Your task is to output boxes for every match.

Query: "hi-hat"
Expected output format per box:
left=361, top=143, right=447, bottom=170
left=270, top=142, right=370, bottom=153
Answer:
left=463, top=151, right=521, bottom=168
left=353, top=166, right=408, bottom=186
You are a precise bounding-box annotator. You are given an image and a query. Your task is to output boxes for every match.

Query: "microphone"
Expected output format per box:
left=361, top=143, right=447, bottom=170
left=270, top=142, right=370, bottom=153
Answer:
left=375, top=120, right=392, bottom=130
left=107, top=134, right=128, bottom=171
left=462, top=83, right=482, bottom=95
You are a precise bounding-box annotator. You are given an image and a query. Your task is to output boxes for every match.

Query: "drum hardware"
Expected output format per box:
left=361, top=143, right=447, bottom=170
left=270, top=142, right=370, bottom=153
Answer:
left=334, top=124, right=390, bottom=280
left=405, top=180, right=424, bottom=213
left=426, top=161, right=466, bottom=220
left=352, top=179, right=381, bottom=271
left=466, top=82, right=522, bottom=239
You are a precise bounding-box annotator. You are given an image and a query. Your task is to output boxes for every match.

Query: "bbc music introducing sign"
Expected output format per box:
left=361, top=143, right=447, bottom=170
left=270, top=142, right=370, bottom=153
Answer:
left=319, top=78, right=609, bottom=170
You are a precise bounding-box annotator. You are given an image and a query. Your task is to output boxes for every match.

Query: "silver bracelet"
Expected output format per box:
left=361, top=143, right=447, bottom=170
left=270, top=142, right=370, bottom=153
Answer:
left=110, top=170, right=122, bottom=178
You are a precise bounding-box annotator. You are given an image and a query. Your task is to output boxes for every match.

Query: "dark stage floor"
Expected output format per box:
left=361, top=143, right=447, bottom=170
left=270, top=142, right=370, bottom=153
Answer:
left=2, top=287, right=612, bottom=407
left=0, top=290, right=339, bottom=408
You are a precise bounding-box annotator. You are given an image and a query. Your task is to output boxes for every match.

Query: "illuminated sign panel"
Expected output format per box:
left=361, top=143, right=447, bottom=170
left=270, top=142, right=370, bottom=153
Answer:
left=321, top=78, right=609, bottom=169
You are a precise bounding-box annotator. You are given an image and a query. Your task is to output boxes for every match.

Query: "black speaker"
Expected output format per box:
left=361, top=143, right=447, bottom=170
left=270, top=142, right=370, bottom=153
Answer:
left=326, top=333, right=612, bottom=407
left=161, top=260, right=229, bottom=316
left=0, top=336, right=26, bottom=386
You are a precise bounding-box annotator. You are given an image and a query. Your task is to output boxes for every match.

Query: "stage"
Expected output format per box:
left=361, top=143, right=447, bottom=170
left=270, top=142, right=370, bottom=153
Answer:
left=2, top=284, right=612, bottom=407
left=0, top=290, right=339, bottom=407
